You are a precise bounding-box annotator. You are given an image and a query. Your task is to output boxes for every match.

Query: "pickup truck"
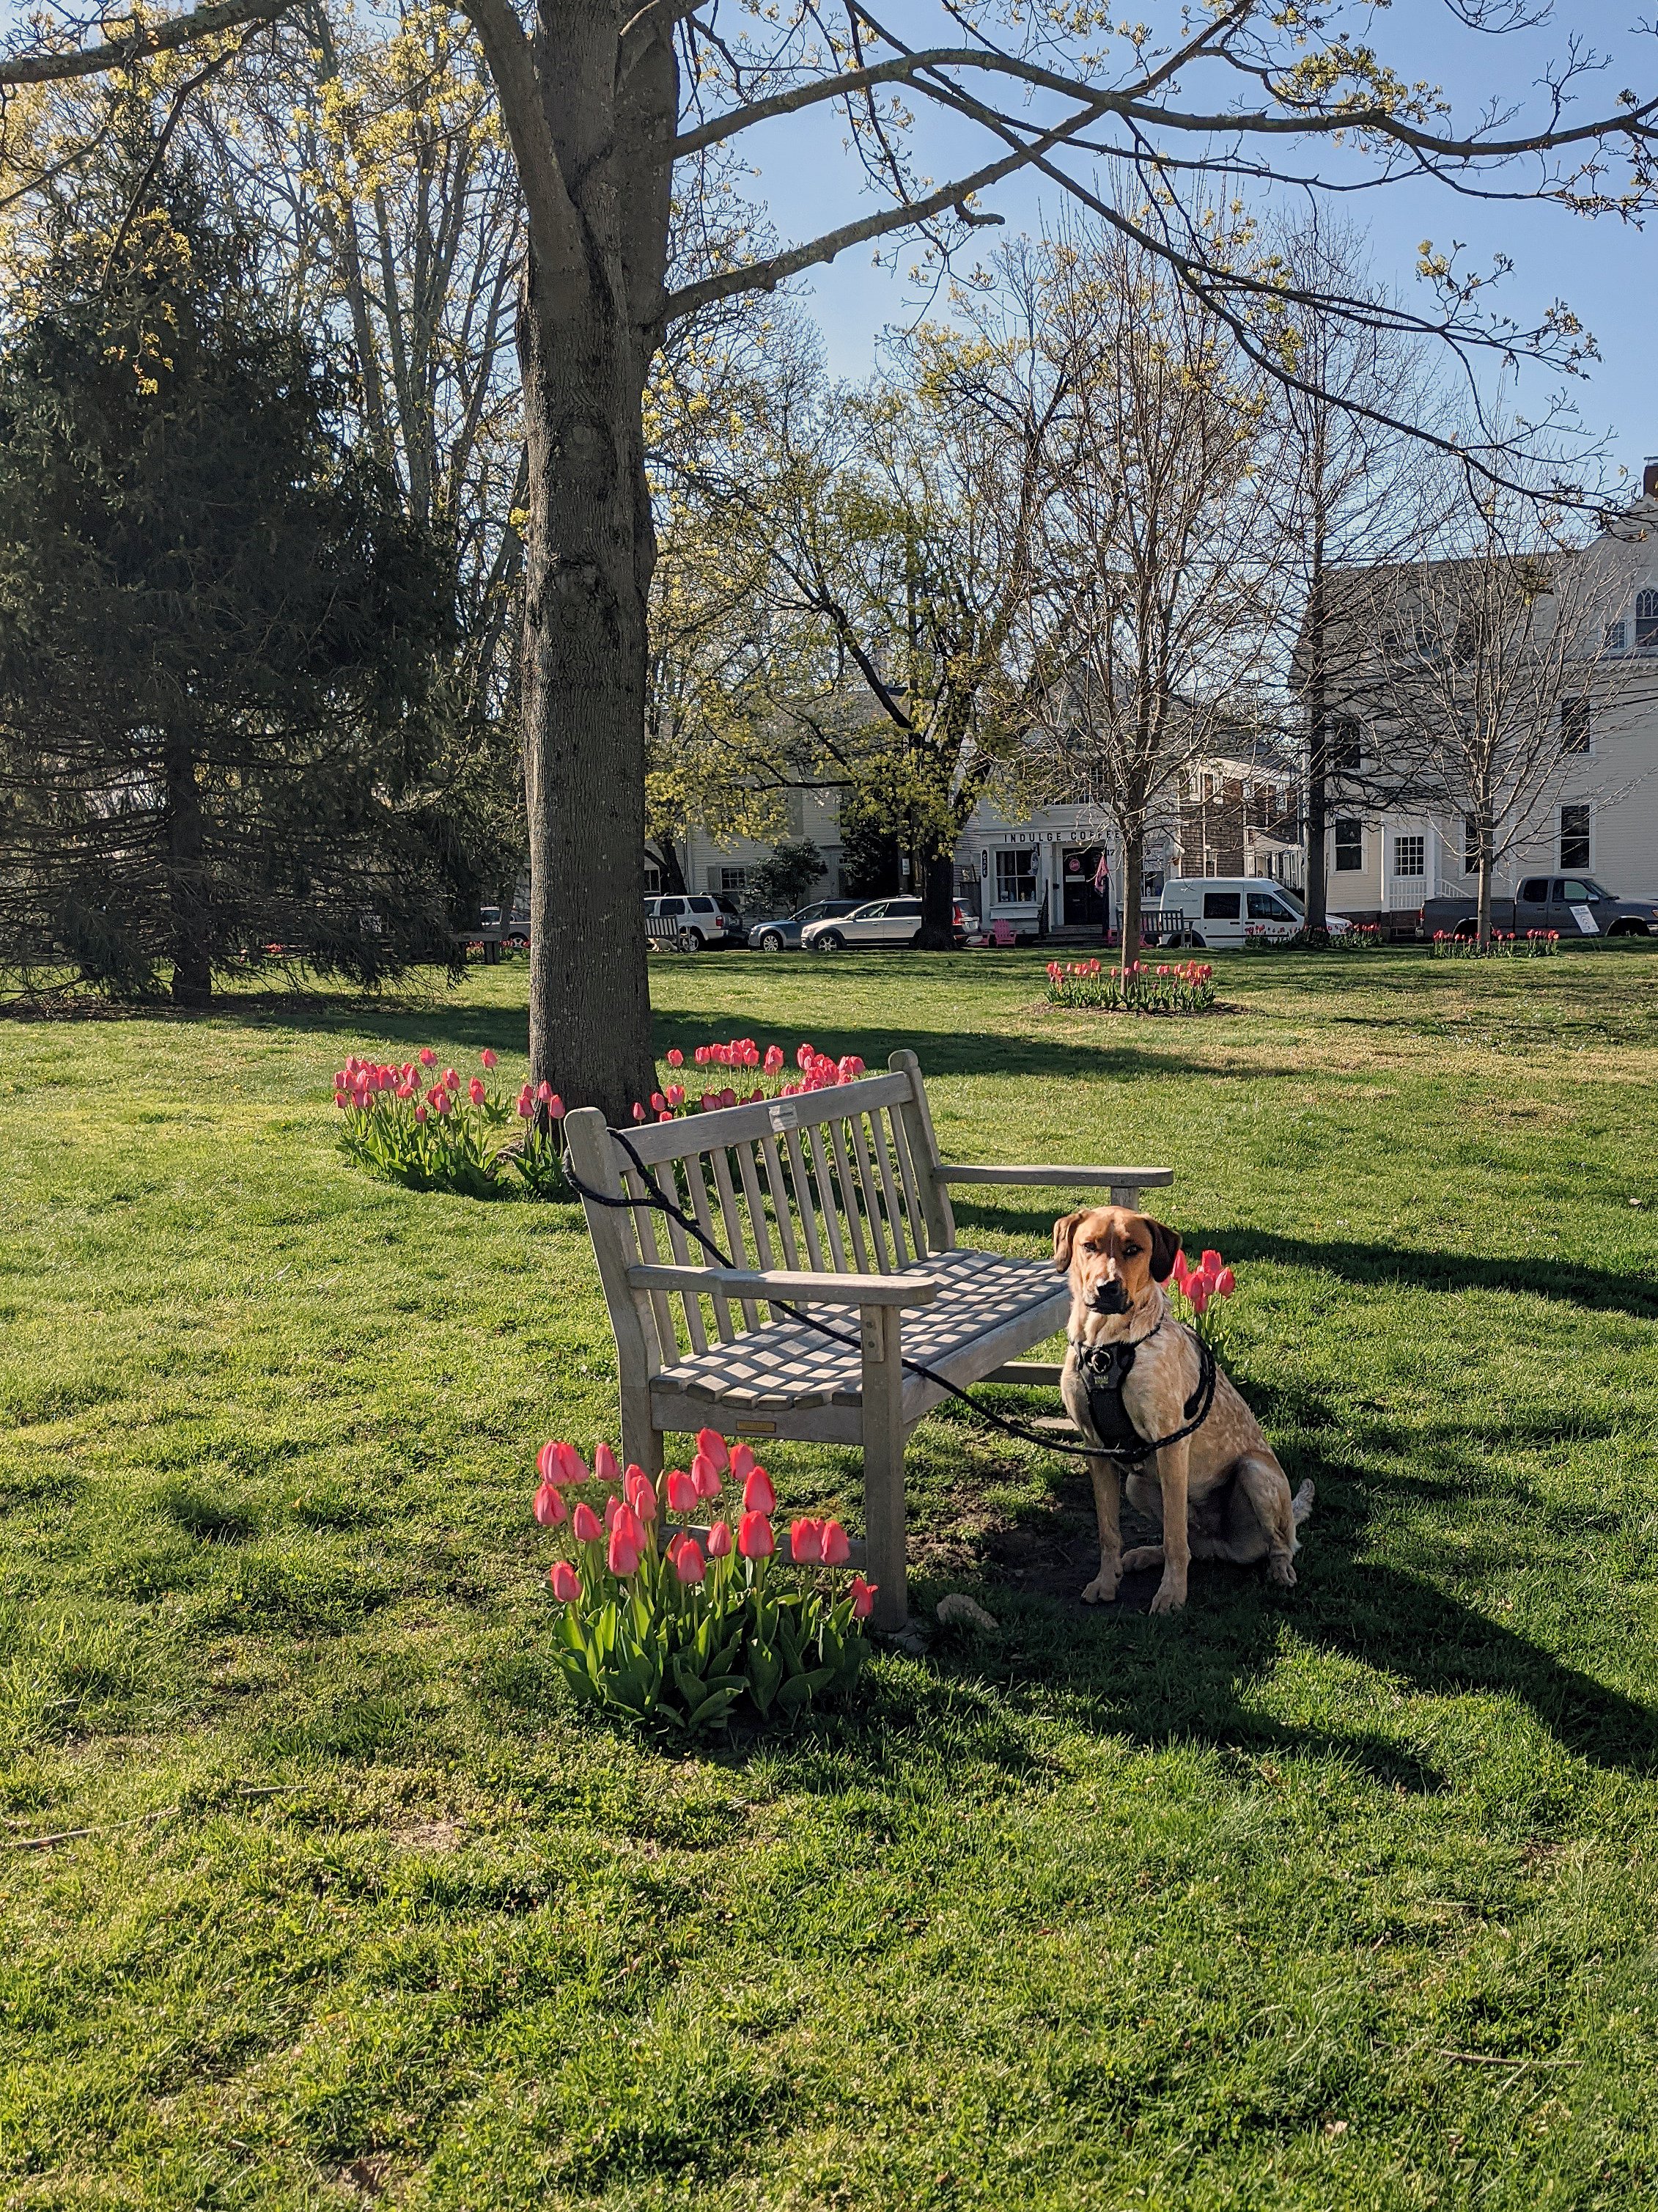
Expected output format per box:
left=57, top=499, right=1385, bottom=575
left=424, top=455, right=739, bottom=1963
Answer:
left=1422, top=874, right=1658, bottom=939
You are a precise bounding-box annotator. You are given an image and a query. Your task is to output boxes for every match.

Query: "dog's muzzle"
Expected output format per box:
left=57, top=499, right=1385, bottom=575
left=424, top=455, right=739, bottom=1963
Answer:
left=1088, top=1280, right=1130, bottom=1315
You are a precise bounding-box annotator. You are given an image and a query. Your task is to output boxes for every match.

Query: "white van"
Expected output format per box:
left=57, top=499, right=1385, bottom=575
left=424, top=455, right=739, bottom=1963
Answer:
left=1154, top=877, right=1338, bottom=949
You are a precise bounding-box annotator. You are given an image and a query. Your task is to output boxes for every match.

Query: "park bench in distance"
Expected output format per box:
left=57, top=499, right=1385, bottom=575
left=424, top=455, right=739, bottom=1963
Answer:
left=565, top=1051, right=1172, bottom=1630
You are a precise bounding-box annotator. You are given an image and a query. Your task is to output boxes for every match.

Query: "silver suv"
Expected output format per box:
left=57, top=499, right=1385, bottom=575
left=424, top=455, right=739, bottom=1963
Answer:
left=644, top=894, right=748, bottom=950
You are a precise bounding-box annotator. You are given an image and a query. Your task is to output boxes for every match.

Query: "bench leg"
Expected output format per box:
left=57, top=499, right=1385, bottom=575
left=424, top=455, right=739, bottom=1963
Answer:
left=619, top=1384, right=664, bottom=1481
left=861, top=1305, right=908, bottom=1632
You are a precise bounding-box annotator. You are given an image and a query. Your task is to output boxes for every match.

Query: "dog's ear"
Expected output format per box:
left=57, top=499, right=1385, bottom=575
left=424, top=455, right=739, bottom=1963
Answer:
left=1053, top=1210, right=1090, bottom=1273
left=1144, top=1217, right=1182, bottom=1283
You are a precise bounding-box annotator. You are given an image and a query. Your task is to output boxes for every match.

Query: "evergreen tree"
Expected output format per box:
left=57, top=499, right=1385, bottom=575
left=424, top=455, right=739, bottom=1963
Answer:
left=0, top=152, right=457, bottom=1002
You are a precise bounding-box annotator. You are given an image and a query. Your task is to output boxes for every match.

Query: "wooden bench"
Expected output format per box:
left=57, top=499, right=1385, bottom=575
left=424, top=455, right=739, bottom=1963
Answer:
left=565, top=1051, right=1171, bottom=1630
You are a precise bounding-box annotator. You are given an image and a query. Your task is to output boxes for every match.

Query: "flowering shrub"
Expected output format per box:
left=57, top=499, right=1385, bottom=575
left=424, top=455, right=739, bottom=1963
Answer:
left=1044, top=958, right=1216, bottom=1015
left=1167, top=1244, right=1237, bottom=1348
left=631, top=1039, right=866, bottom=1125
left=532, top=1430, right=875, bottom=1733
left=1431, top=929, right=1559, bottom=959
left=335, top=1048, right=568, bottom=1197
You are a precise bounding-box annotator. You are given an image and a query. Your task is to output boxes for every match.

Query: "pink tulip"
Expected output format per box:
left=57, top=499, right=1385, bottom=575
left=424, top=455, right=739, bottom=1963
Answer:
left=666, top=1084, right=685, bottom=1106
left=468, top=1076, right=486, bottom=1105
left=592, top=1442, right=619, bottom=1486
left=790, top=1517, right=824, bottom=1563
left=517, top=1084, right=534, bottom=1118
left=548, top=1559, right=580, bottom=1603
left=419, top=1047, right=436, bottom=1067
left=820, top=1518, right=851, bottom=1566
left=667, top=1048, right=684, bottom=1067
left=695, top=1428, right=730, bottom=1474
left=632, top=1102, right=646, bottom=1122
left=442, top=1068, right=459, bottom=1091
left=533, top=1480, right=567, bottom=1528
left=572, top=1501, right=603, bottom=1543
left=624, top=1467, right=658, bottom=1522
left=719, top=1087, right=737, bottom=1109
left=674, top=1539, right=707, bottom=1586
left=481, top=1048, right=498, bottom=1069
left=414, top=1106, right=427, bottom=1124
left=1171, top=1252, right=1190, bottom=1291
left=666, top=1468, right=698, bottom=1513
left=707, top=1518, right=733, bottom=1558
left=729, top=1441, right=756, bottom=1484
left=764, top=1045, right=784, bottom=1073
left=1215, top=1266, right=1236, bottom=1297
left=742, top=1466, right=777, bottom=1514
left=604, top=1494, right=622, bottom=1532
left=430, top=1088, right=452, bottom=1116
left=849, top=1575, right=877, bottom=1620
left=537, top=1441, right=564, bottom=1484
left=691, top=1452, right=721, bottom=1500
left=334, top=1090, right=348, bottom=1110
left=738, top=1510, right=775, bottom=1559
left=554, top=1442, right=589, bottom=1485
left=1201, top=1249, right=1223, bottom=1274
left=537, top=1079, right=555, bottom=1104
left=1189, top=1281, right=1211, bottom=1318
left=608, top=1524, right=642, bottom=1576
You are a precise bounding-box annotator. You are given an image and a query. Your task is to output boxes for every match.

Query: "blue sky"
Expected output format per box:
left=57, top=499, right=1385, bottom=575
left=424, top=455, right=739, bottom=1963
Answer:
left=748, top=1, right=1654, bottom=485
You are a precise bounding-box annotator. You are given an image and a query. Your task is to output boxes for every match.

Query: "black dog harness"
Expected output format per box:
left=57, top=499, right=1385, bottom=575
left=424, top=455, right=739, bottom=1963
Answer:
left=1069, top=1319, right=1217, bottom=1463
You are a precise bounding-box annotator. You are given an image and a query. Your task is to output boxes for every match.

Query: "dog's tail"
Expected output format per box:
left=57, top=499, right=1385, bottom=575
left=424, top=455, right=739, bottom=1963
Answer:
left=1290, top=1479, right=1316, bottom=1527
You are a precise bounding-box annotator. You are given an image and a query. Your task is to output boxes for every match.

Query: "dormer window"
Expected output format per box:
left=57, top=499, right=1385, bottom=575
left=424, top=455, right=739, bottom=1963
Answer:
left=1636, top=589, right=1658, bottom=649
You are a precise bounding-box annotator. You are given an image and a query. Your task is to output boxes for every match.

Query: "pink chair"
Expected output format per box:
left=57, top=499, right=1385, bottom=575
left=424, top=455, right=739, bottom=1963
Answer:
left=992, top=918, right=1014, bottom=947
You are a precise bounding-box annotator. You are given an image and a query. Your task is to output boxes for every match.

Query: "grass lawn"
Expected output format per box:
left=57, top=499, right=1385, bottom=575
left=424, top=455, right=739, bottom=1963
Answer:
left=3, top=944, right=1657, bottom=2209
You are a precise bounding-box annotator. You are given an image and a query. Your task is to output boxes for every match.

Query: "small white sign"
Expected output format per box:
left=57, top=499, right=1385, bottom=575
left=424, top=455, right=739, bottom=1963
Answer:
left=767, top=1100, right=798, bottom=1132
left=1570, top=903, right=1599, bottom=935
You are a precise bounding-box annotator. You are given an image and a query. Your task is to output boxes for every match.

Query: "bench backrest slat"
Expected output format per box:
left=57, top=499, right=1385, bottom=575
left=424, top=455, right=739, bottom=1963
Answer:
left=564, top=1058, right=957, bottom=1383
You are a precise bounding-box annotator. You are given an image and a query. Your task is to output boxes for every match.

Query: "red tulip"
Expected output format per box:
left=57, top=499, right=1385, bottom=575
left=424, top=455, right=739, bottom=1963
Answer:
left=624, top=1466, right=657, bottom=1522
left=430, top=1088, right=452, bottom=1116
left=729, top=1441, right=756, bottom=1483
left=548, top=1559, right=580, bottom=1602
left=690, top=1452, right=721, bottom=1499
left=674, top=1539, right=707, bottom=1585
left=849, top=1575, right=877, bottom=1620
left=537, top=1079, right=554, bottom=1105
left=536, top=1440, right=564, bottom=1484
left=742, top=1466, right=777, bottom=1515
left=695, top=1428, right=730, bottom=1474
left=666, top=1468, right=698, bottom=1513
left=572, top=1501, right=603, bottom=1543
left=707, top=1518, right=733, bottom=1557
left=1201, top=1249, right=1223, bottom=1274
left=517, top=1084, right=534, bottom=1118
left=790, top=1517, right=825, bottom=1563
left=334, top=1090, right=348, bottom=1110
left=481, top=1048, right=498, bottom=1069
left=1189, top=1281, right=1211, bottom=1318
left=608, top=1524, right=642, bottom=1576
left=737, top=1510, right=775, bottom=1559
left=1215, top=1266, right=1236, bottom=1297
left=632, top=1102, right=646, bottom=1122
left=533, top=1480, right=567, bottom=1528
left=442, top=1068, right=460, bottom=1091
left=667, top=1048, right=684, bottom=1067
left=468, top=1076, right=486, bottom=1105
left=764, top=1044, right=784, bottom=1073
left=414, top=1105, right=427, bottom=1124
left=592, top=1442, right=619, bottom=1486
left=820, top=1518, right=851, bottom=1566
left=419, top=1047, right=436, bottom=1067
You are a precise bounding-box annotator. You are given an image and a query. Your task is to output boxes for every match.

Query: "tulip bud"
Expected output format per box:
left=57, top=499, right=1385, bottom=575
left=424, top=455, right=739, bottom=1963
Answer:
left=443, top=1069, right=460, bottom=1092
left=694, top=1428, right=730, bottom=1474
left=741, top=1466, right=777, bottom=1515
left=419, top=1048, right=436, bottom=1067
left=707, top=1518, right=734, bottom=1557
left=849, top=1575, right=877, bottom=1620
left=729, top=1441, right=756, bottom=1483
left=517, top=1084, right=534, bottom=1118
left=572, top=1501, right=603, bottom=1543
left=1215, top=1266, right=1236, bottom=1297
left=532, top=1480, right=567, bottom=1529
left=790, top=1518, right=824, bottom=1564
left=624, top=1466, right=657, bottom=1521
left=666, top=1468, right=698, bottom=1513
left=667, top=1048, right=684, bottom=1067
left=674, top=1540, right=707, bottom=1586
left=592, top=1442, right=619, bottom=1486
left=738, top=1510, right=775, bottom=1559
left=608, top=1526, right=642, bottom=1576
left=468, top=1076, right=486, bottom=1105
left=554, top=1442, right=589, bottom=1485
left=481, top=1048, right=498, bottom=1069
left=819, top=1518, right=851, bottom=1566
left=548, top=1559, right=580, bottom=1603
left=690, top=1452, right=721, bottom=1500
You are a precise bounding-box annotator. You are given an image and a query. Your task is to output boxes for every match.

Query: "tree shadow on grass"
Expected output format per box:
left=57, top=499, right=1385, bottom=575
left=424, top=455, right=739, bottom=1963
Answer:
left=904, top=1381, right=1658, bottom=1793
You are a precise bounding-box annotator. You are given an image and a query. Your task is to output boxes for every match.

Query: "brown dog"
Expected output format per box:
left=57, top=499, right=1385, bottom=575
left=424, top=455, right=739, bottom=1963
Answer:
left=1055, top=1206, right=1313, bottom=1614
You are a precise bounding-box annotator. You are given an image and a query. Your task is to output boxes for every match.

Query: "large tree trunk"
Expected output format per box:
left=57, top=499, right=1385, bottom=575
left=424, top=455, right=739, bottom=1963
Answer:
left=164, top=735, right=211, bottom=1007
left=517, top=240, right=656, bottom=1123
left=915, top=850, right=957, bottom=948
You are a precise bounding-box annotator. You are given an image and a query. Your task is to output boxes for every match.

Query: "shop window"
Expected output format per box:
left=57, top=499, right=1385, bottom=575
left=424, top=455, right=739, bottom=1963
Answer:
left=994, top=849, right=1039, bottom=903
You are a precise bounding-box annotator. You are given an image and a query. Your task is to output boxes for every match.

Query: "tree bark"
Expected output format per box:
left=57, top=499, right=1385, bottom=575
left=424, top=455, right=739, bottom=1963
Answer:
left=1119, top=817, right=1145, bottom=979
left=164, top=735, right=211, bottom=1006
left=1303, top=552, right=1329, bottom=935
left=915, top=850, right=957, bottom=947
left=1476, top=811, right=1493, bottom=947
left=646, top=838, right=688, bottom=895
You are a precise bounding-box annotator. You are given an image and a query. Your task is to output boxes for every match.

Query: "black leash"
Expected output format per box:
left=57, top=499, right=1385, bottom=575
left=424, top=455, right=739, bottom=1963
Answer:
left=563, top=1123, right=1217, bottom=1465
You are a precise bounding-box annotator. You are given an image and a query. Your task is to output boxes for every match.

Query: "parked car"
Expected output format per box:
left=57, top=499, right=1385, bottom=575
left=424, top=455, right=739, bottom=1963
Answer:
left=477, top=905, right=531, bottom=952
left=643, top=892, right=748, bottom=949
left=1154, top=878, right=1344, bottom=949
left=747, top=898, right=863, bottom=952
left=800, top=896, right=969, bottom=951
left=1421, top=874, right=1658, bottom=940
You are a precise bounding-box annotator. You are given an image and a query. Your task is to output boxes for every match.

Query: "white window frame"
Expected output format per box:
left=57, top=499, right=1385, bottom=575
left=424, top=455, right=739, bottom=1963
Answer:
left=993, top=848, right=1039, bottom=905
left=1392, top=832, right=1426, bottom=881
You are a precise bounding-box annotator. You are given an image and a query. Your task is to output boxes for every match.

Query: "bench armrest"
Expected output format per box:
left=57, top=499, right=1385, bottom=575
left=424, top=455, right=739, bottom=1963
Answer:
left=937, top=1164, right=1174, bottom=1188
left=627, top=1264, right=939, bottom=1307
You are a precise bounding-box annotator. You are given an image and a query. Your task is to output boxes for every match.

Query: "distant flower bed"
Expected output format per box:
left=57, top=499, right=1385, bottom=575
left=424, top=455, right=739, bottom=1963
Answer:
left=533, top=1430, right=874, bottom=1735
left=1045, top=958, right=1216, bottom=1015
left=1243, top=922, right=1386, bottom=952
left=334, top=1048, right=566, bottom=1198
left=630, top=1039, right=866, bottom=1125
left=1431, top=930, right=1560, bottom=959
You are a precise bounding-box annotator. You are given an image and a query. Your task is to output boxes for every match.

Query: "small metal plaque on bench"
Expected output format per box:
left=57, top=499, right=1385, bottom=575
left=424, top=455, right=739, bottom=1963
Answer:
left=767, top=1101, right=798, bottom=1132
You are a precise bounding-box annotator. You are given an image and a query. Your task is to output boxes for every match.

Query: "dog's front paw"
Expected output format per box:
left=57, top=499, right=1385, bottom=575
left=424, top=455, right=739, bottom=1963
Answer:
left=1120, top=1546, right=1164, bottom=1574
left=1267, top=1555, right=1297, bottom=1588
left=1149, top=1576, right=1188, bottom=1616
left=1081, top=1569, right=1121, bottom=1606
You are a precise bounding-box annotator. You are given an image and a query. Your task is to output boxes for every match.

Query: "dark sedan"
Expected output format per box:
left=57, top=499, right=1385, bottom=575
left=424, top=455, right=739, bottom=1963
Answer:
left=746, top=898, right=863, bottom=952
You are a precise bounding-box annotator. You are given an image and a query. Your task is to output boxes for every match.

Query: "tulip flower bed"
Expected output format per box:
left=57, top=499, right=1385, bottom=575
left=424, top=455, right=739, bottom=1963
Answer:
left=1167, top=1243, right=1237, bottom=1347
left=1044, top=956, right=1216, bottom=1015
left=630, top=1037, right=866, bottom=1125
left=531, top=1429, right=874, bottom=1735
left=334, top=1048, right=568, bottom=1198
left=1431, top=928, right=1561, bottom=958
